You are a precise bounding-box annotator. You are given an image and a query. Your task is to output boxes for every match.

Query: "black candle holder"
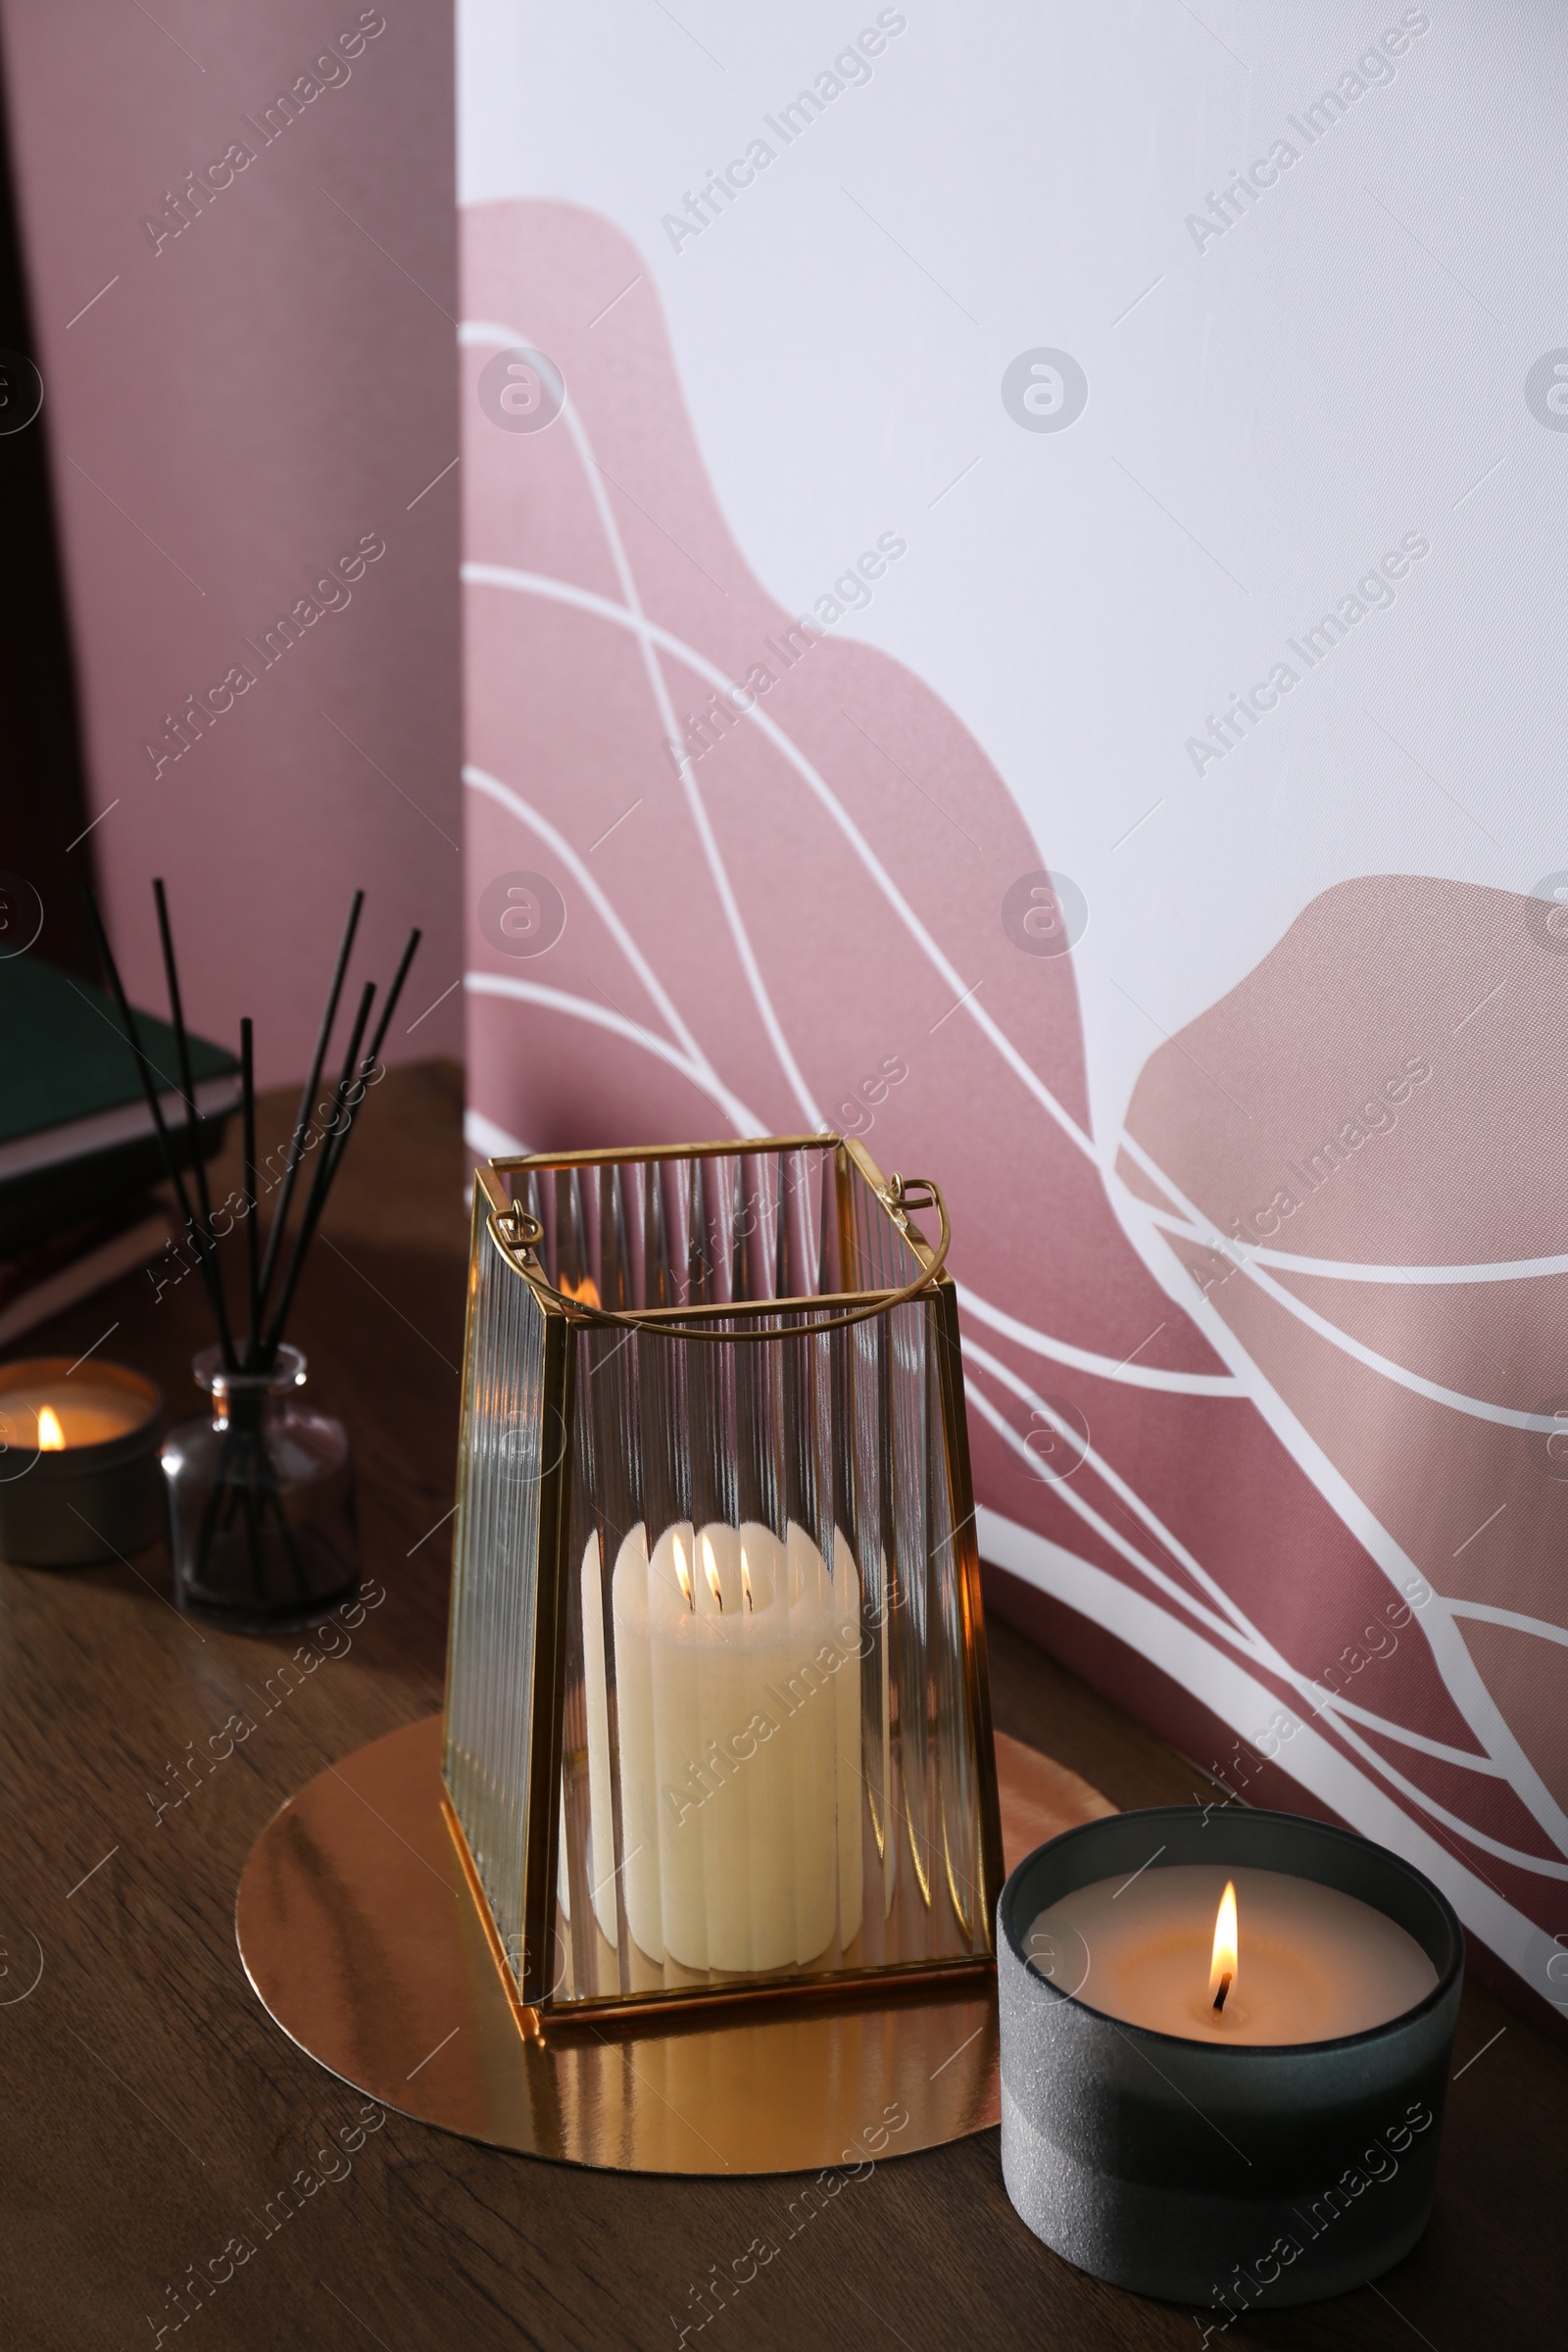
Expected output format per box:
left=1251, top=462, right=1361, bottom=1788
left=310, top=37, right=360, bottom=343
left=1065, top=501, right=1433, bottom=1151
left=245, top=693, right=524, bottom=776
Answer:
left=998, top=1806, right=1463, bottom=2312
left=0, top=1358, right=165, bottom=1567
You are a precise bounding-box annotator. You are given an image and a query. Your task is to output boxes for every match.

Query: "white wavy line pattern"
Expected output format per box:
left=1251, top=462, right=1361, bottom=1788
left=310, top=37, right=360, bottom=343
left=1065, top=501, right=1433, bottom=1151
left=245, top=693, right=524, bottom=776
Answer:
left=462, top=559, right=1102, bottom=1169
left=961, top=1338, right=1511, bottom=1782
left=463, top=320, right=823, bottom=1132
left=1099, top=1148, right=1568, bottom=1884
left=1140, top=1207, right=1568, bottom=1287
left=466, top=972, right=760, bottom=1130
left=955, top=1279, right=1242, bottom=1396
left=466, top=763, right=762, bottom=1133
left=964, top=1377, right=1567, bottom=1880
left=1120, top=1131, right=1568, bottom=1435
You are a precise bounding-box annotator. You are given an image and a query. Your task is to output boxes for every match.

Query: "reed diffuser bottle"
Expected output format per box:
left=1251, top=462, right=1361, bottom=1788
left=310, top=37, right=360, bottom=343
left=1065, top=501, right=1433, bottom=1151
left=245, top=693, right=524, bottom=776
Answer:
left=163, top=1346, right=357, bottom=1630
left=88, top=882, right=417, bottom=1631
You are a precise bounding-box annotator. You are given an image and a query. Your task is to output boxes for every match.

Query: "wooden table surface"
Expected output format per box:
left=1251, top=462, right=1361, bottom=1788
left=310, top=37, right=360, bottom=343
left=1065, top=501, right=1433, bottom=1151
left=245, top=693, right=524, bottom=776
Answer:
left=0, top=1063, right=1559, bottom=2352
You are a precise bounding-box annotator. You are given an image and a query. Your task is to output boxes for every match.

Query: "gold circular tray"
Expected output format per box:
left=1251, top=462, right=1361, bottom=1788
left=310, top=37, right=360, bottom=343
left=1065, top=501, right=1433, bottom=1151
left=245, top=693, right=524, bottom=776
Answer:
left=236, top=1714, right=1108, bottom=2176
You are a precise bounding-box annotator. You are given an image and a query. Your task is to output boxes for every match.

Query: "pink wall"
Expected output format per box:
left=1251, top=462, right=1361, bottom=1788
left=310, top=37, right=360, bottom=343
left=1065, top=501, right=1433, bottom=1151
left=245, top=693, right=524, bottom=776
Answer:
left=0, top=1, right=460, bottom=1080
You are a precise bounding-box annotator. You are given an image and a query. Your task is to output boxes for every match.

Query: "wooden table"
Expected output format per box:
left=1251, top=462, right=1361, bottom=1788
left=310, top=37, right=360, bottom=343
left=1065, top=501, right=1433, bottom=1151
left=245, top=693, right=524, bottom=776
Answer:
left=1, top=1064, right=1559, bottom=2351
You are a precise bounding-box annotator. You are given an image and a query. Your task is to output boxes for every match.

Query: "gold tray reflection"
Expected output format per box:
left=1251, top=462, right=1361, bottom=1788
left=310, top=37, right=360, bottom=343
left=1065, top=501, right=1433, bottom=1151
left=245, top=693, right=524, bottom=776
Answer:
left=235, top=1715, right=1110, bottom=2176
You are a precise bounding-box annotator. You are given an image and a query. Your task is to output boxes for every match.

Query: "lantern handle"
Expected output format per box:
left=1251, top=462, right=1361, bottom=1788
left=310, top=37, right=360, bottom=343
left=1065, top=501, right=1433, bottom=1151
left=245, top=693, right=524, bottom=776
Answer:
left=488, top=1172, right=951, bottom=1342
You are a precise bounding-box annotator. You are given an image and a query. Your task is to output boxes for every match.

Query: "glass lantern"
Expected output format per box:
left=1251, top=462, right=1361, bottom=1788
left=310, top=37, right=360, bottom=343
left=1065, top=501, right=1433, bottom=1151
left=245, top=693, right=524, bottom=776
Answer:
left=442, top=1137, right=1004, bottom=2018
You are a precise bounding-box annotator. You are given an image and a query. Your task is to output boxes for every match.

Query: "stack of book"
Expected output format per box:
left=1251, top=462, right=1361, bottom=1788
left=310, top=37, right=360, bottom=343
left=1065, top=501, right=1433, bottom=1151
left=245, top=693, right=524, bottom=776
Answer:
left=0, top=956, right=238, bottom=1345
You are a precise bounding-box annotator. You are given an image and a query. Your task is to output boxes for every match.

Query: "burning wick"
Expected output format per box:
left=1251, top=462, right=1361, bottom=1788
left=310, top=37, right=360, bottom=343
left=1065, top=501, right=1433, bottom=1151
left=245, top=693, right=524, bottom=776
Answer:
left=1209, top=1879, right=1239, bottom=2017
left=701, top=1532, right=724, bottom=1613
left=672, top=1531, right=694, bottom=1610
left=36, top=1405, right=65, bottom=1452
left=740, top=1545, right=754, bottom=1612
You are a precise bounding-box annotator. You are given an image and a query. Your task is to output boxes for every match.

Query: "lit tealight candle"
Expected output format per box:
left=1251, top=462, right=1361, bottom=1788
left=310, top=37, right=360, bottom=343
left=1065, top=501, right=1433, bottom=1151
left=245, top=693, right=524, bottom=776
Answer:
left=6, top=1389, right=147, bottom=1451
left=1025, top=1861, right=1438, bottom=2043
left=0, top=1358, right=165, bottom=1567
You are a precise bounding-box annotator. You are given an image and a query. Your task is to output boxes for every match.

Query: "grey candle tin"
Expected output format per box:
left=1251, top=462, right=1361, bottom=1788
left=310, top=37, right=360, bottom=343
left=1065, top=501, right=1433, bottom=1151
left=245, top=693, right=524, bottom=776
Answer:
left=0, top=1359, right=166, bottom=1568
left=998, top=1806, right=1463, bottom=2312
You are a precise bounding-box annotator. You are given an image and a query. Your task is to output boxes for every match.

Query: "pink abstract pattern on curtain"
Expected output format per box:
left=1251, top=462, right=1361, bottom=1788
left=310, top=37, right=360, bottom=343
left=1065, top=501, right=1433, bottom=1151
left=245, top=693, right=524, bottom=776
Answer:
left=462, top=198, right=1568, bottom=2027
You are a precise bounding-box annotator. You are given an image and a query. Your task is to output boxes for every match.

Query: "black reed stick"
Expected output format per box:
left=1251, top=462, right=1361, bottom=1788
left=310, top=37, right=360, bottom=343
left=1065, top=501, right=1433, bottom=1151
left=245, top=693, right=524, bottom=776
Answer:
left=92, top=887, right=416, bottom=1371
left=252, top=888, right=364, bottom=1357
left=321, top=926, right=420, bottom=1187
left=259, top=927, right=420, bottom=1351
left=259, top=979, right=376, bottom=1362
left=240, top=1016, right=260, bottom=1356
left=153, top=878, right=237, bottom=1370
left=83, top=888, right=236, bottom=1359
left=365, top=926, right=421, bottom=1064
left=258, top=924, right=419, bottom=1363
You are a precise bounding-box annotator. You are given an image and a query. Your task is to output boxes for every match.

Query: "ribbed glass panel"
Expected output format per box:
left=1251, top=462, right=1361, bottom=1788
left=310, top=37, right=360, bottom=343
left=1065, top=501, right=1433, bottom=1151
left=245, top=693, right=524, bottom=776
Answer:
left=436, top=1142, right=996, bottom=2012
left=444, top=1211, right=547, bottom=1991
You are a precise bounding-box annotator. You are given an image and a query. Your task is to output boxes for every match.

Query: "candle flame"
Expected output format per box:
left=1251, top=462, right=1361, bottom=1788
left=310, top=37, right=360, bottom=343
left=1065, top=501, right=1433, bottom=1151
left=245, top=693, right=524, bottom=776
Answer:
left=36, top=1404, right=65, bottom=1452
left=1209, top=1880, right=1238, bottom=2012
left=741, top=1545, right=753, bottom=1613
left=672, top=1531, right=694, bottom=1609
left=701, top=1531, right=724, bottom=1612
left=558, top=1270, right=601, bottom=1309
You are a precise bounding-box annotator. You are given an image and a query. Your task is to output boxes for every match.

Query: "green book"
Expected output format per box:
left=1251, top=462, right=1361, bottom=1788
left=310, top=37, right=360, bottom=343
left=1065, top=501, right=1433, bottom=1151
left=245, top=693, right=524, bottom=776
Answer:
left=0, top=956, right=239, bottom=1257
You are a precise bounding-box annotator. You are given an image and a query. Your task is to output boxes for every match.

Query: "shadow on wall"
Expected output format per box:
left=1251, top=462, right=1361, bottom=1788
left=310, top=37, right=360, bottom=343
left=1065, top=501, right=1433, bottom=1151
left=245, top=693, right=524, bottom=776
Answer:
left=0, top=72, right=96, bottom=977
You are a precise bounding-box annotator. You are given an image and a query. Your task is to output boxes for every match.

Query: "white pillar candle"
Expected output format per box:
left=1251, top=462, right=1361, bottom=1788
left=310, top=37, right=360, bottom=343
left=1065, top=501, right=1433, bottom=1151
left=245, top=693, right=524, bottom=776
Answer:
left=582, top=1518, right=862, bottom=1975
left=580, top=1528, right=612, bottom=1936
left=1027, top=1862, right=1438, bottom=2043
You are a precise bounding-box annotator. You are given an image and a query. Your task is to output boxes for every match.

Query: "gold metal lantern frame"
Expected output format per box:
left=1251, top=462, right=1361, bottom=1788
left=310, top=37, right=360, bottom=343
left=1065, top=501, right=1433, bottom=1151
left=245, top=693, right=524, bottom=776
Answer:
left=442, top=1134, right=1004, bottom=2025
